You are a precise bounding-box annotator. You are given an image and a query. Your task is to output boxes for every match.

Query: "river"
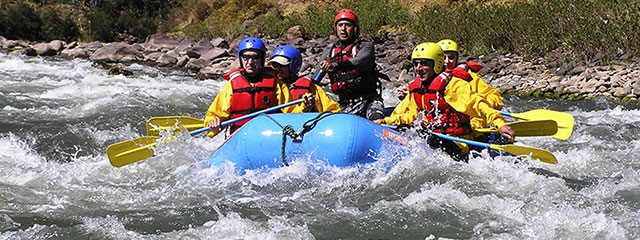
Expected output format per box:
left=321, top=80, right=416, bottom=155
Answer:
left=1, top=53, right=639, bottom=239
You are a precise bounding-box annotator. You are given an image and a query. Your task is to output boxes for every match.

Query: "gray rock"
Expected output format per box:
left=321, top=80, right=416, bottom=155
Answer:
left=286, top=25, right=309, bottom=40
left=242, top=19, right=253, bottom=28
left=33, top=43, right=57, bottom=56
left=555, top=63, right=570, bottom=75
left=397, top=69, right=413, bottom=83
left=613, top=87, right=629, bottom=97
left=287, top=37, right=305, bottom=47
left=610, top=75, right=623, bottom=87
left=569, top=65, right=586, bottom=75
left=197, top=66, right=225, bottom=79
left=90, top=42, right=142, bottom=63
left=188, top=38, right=214, bottom=57
left=549, top=81, right=564, bottom=92
left=176, top=55, right=189, bottom=68
left=156, top=55, right=178, bottom=67
left=185, top=58, right=209, bottom=71
left=165, top=50, right=180, bottom=59
left=82, top=41, right=103, bottom=51
left=61, top=48, right=89, bottom=58
left=633, top=80, right=640, bottom=95
left=10, top=47, right=36, bottom=56
left=65, top=41, right=78, bottom=49
left=49, top=40, right=65, bottom=52
left=211, top=37, right=228, bottom=48
left=175, top=38, right=196, bottom=54
left=145, top=52, right=164, bottom=62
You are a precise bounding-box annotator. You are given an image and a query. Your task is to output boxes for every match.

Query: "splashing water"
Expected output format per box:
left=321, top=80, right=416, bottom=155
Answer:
left=1, top=53, right=639, bottom=239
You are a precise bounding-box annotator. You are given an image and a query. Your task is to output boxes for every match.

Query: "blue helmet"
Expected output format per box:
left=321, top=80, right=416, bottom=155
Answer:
left=270, top=45, right=303, bottom=74
left=237, top=37, right=266, bottom=67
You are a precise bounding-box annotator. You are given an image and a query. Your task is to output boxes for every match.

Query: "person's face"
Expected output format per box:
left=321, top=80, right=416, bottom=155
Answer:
left=335, top=20, right=356, bottom=41
left=413, top=59, right=435, bottom=82
left=269, top=62, right=291, bottom=82
left=443, top=51, right=458, bottom=70
left=240, top=50, right=262, bottom=76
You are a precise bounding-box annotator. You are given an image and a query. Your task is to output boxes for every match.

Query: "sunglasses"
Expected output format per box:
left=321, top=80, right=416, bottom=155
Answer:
left=241, top=54, right=261, bottom=60
left=412, top=59, right=432, bottom=67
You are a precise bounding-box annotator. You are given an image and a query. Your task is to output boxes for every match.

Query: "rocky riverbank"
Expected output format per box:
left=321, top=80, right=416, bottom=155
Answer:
left=2, top=33, right=640, bottom=103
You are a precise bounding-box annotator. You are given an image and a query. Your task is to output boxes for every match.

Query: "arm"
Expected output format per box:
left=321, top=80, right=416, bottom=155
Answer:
left=204, top=83, right=234, bottom=137
left=469, top=71, right=504, bottom=110
left=335, top=41, right=375, bottom=69
left=379, top=94, right=419, bottom=126
left=311, top=84, right=341, bottom=113
left=276, top=80, right=307, bottom=113
left=444, top=77, right=506, bottom=129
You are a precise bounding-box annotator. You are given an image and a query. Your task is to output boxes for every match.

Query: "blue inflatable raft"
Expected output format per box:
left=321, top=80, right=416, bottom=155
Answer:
left=208, top=112, right=406, bottom=171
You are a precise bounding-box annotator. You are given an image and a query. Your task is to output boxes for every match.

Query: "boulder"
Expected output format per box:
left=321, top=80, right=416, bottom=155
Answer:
left=33, top=43, right=57, bottom=56
left=176, top=55, right=189, bottom=68
left=145, top=52, right=164, bottom=62
left=90, top=42, right=143, bottom=63
left=82, top=41, right=103, bottom=51
left=286, top=25, right=309, bottom=40
left=199, top=48, right=228, bottom=61
left=211, top=37, right=228, bottom=48
left=61, top=48, right=89, bottom=58
left=185, top=58, right=209, bottom=71
left=48, top=40, right=65, bottom=51
left=197, top=66, right=225, bottom=79
left=186, top=38, right=214, bottom=58
left=156, top=55, right=178, bottom=67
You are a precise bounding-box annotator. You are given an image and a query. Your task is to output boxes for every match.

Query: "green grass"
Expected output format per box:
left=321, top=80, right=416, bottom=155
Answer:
left=2, top=0, right=640, bottom=64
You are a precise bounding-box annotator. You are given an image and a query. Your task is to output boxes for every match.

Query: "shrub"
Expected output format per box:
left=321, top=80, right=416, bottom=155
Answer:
left=0, top=2, right=41, bottom=40
left=411, top=0, right=640, bottom=62
left=39, top=7, right=80, bottom=41
left=87, top=9, right=116, bottom=42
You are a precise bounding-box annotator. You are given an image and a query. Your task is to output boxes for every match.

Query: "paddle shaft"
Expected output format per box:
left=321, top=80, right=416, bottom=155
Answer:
left=430, top=131, right=556, bottom=164
left=190, top=99, right=303, bottom=136
left=313, top=70, right=325, bottom=83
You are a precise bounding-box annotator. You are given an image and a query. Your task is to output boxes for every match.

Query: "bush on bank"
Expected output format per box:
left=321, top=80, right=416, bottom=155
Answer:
left=2, top=0, right=640, bottom=63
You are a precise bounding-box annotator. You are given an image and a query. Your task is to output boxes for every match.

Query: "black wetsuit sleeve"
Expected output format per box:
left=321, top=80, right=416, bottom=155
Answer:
left=336, top=41, right=374, bottom=70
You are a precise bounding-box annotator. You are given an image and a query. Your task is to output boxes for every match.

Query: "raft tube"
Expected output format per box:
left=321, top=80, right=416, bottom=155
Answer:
left=208, top=113, right=405, bottom=171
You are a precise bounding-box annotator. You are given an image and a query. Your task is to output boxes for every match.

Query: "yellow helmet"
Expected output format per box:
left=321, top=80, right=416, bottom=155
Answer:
left=411, top=42, right=444, bottom=74
left=437, top=39, right=459, bottom=54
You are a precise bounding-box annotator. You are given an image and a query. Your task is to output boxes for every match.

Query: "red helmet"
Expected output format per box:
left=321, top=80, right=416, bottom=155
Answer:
left=333, top=9, right=359, bottom=26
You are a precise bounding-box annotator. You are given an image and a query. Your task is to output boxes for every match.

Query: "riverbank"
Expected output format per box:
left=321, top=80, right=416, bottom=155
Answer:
left=2, top=34, right=639, bottom=103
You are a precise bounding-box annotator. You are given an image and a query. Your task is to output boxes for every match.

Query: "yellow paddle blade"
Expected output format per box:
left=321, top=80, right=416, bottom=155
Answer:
left=475, top=120, right=558, bottom=136
left=491, top=144, right=557, bottom=164
left=106, top=136, right=160, bottom=167
left=146, top=116, right=204, bottom=136
left=509, top=109, right=575, bottom=140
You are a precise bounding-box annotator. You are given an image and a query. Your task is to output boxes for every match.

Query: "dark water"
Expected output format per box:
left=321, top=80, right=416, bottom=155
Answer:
left=1, top=53, right=639, bottom=239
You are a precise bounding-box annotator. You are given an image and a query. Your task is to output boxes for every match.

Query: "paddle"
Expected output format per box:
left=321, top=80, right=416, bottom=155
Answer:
left=474, top=120, right=558, bottom=137
left=147, top=116, right=204, bottom=136
left=430, top=132, right=557, bottom=164
left=313, top=69, right=325, bottom=83
left=107, top=99, right=304, bottom=167
left=500, top=109, right=574, bottom=140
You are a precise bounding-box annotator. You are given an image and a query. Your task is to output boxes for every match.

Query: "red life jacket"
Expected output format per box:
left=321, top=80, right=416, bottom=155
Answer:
left=327, top=38, right=377, bottom=97
left=409, top=73, right=472, bottom=135
left=289, top=76, right=312, bottom=100
left=229, top=69, right=278, bottom=130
